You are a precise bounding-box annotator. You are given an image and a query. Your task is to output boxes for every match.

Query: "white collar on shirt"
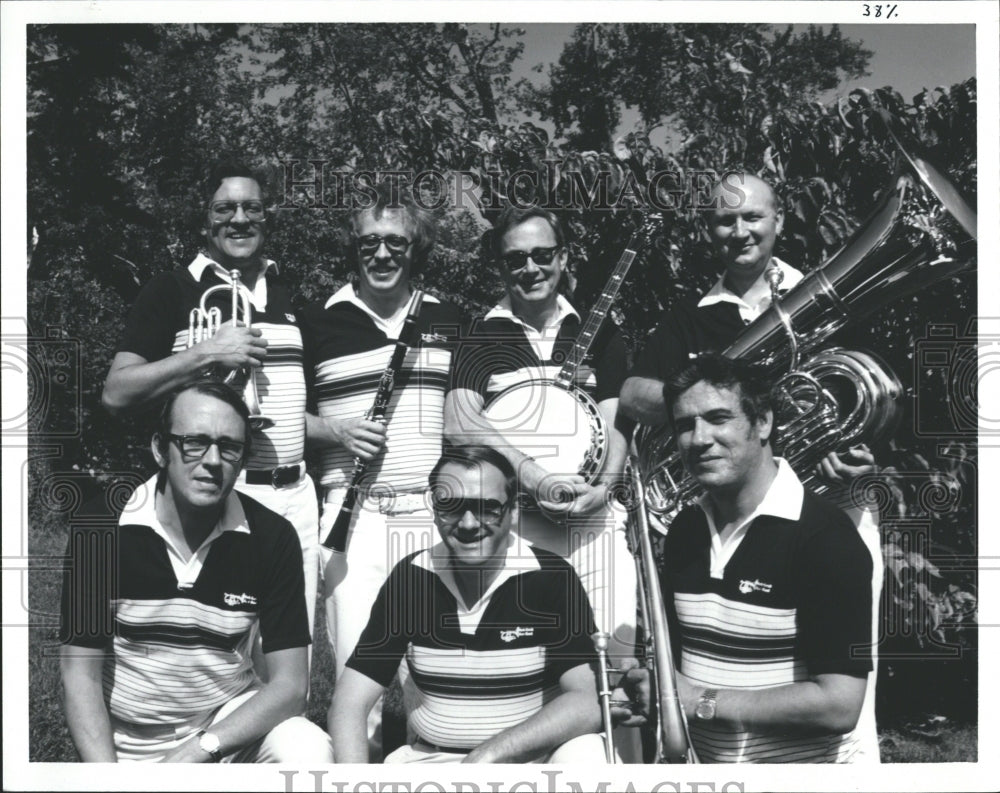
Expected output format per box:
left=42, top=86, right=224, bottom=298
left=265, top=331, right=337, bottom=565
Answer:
left=697, top=257, right=803, bottom=323
left=484, top=293, right=580, bottom=331
left=323, top=283, right=440, bottom=337
left=697, top=458, right=803, bottom=578
left=411, top=533, right=540, bottom=631
left=119, top=474, right=250, bottom=588
left=188, top=252, right=277, bottom=312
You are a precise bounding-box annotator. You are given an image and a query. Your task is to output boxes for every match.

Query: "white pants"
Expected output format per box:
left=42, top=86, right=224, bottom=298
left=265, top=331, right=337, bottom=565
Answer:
left=320, top=489, right=436, bottom=759
left=513, top=502, right=642, bottom=763
left=112, top=688, right=333, bottom=762
left=847, top=505, right=884, bottom=764
left=513, top=502, right=637, bottom=660
left=236, top=471, right=320, bottom=649
left=384, top=733, right=614, bottom=764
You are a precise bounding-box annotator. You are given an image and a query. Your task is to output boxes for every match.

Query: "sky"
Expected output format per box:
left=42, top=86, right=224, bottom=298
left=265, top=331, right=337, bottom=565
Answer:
left=502, top=23, right=977, bottom=146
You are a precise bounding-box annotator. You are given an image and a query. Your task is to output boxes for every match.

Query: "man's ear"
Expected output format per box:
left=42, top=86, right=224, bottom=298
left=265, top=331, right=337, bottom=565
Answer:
left=151, top=433, right=168, bottom=469
left=757, top=408, right=775, bottom=445
left=774, top=207, right=785, bottom=238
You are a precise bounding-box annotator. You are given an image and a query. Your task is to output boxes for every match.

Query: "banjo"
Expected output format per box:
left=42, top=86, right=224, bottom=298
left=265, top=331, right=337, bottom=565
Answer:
left=482, top=214, right=661, bottom=484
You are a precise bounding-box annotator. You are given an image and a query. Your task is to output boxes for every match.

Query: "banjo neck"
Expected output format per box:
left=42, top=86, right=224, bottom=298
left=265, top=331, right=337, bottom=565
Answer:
left=554, top=227, right=646, bottom=390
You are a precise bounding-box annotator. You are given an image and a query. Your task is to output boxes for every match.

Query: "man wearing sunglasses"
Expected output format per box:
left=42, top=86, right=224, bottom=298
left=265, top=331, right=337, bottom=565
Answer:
left=100, top=160, right=319, bottom=657
left=60, top=381, right=332, bottom=762
left=330, top=445, right=607, bottom=763
left=300, top=180, right=463, bottom=757
left=444, top=204, right=639, bottom=759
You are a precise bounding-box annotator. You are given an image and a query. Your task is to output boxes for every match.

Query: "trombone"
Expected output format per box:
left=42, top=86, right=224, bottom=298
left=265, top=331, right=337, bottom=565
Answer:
left=592, top=455, right=697, bottom=763
left=187, top=268, right=273, bottom=431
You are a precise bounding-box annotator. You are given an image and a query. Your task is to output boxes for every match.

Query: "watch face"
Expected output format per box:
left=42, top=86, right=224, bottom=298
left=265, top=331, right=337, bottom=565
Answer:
left=199, top=732, right=221, bottom=753
left=696, top=696, right=716, bottom=720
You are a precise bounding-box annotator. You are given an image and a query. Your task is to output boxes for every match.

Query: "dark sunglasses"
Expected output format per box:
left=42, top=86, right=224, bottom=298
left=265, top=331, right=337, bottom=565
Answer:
left=209, top=201, right=265, bottom=221
left=432, top=496, right=511, bottom=527
left=357, top=234, right=412, bottom=258
left=167, top=433, right=246, bottom=464
left=501, top=246, right=560, bottom=271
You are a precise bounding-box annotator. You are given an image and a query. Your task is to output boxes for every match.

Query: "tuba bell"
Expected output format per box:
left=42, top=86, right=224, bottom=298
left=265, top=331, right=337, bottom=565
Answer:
left=187, top=268, right=274, bottom=431
left=638, top=125, right=977, bottom=520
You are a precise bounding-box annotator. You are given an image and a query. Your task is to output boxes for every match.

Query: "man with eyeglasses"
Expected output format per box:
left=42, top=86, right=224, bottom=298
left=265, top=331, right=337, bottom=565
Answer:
left=60, top=381, right=333, bottom=762
left=329, top=445, right=607, bottom=763
left=300, top=180, right=463, bottom=758
left=101, top=160, right=320, bottom=656
left=444, top=206, right=638, bottom=759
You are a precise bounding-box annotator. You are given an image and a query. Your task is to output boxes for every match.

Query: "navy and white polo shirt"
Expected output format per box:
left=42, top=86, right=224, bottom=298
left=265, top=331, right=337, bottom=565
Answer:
left=59, top=477, right=309, bottom=729
left=346, top=540, right=597, bottom=750
left=450, top=295, right=627, bottom=405
left=117, top=254, right=306, bottom=469
left=661, top=461, right=874, bottom=762
left=299, top=284, right=464, bottom=493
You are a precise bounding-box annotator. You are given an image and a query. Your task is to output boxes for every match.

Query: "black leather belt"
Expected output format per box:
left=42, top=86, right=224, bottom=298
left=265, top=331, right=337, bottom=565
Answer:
left=245, top=464, right=303, bottom=488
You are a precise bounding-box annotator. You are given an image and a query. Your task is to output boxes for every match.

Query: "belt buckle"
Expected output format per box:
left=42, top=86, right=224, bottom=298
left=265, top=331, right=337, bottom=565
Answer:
left=271, top=464, right=298, bottom=488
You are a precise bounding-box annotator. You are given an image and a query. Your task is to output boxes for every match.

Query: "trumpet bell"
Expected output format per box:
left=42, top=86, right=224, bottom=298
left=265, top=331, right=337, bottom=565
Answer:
left=187, top=268, right=274, bottom=433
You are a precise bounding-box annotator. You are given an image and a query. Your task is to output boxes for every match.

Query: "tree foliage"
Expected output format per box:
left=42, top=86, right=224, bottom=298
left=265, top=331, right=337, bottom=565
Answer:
left=26, top=22, right=977, bottom=723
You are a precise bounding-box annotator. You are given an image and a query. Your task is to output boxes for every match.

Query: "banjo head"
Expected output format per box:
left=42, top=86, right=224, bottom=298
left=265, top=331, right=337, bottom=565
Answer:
left=482, top=380, right=607, bottom=482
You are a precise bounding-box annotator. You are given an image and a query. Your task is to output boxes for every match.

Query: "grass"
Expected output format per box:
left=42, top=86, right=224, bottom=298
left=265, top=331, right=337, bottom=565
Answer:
left=28, top=507, right=975, bottom=764
left=27, top=507, right=401, bottom=762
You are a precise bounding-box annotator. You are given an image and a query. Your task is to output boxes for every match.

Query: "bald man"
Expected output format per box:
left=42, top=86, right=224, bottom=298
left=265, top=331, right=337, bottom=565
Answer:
left=620, top=171, right=883, bottom=762
left=620, top=173, right=796, bottom=425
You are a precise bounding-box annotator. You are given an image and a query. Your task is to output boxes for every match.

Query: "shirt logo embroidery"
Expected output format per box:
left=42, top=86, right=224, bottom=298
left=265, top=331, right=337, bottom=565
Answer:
left=421, top=332, right=447, bottom=343
left=738, top=579, right=773, bottom=594
left=224, top=592, right=258, bottom=607
left=285, top=313, right=296, bottom=323
left=500, top=627, right=534, bottom=643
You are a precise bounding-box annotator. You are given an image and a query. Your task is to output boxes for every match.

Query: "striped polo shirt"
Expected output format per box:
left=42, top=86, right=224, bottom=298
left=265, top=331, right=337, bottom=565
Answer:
left=300, top=284, right=464, bottom=493
left=117, top=254, right=306, bottom=469
left=59, top=477, right=309, bottom=729
left=450, top=295, right=627, bottom=405
left=661, top=462, right=874, bottom=763
left=346, top=540, right=596, bottom=750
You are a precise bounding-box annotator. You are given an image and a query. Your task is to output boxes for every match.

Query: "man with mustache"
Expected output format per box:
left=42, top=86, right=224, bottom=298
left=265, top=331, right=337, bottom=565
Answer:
left=60, top=382, right=332, bottom=762
left=330, top=445, right=606, bottom=763
left=444, top=205, right=638, bottom=758
left=300, top=181, right=463, bottom=758
left=617, top=354, right=876, bottom=763
left=101, top=161, right=319, bottom=654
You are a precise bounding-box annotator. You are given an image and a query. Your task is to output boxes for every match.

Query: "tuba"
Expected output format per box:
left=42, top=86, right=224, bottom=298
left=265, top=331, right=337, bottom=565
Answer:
left=188, top=268, right=274, bottom=431
left=638, top=126, right=977, bottom=520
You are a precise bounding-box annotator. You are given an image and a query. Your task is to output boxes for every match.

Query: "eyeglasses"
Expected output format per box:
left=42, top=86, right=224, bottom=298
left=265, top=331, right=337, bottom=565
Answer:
left=357, top=234, right=412, bottom=258
left=432, top=496, right=511, bottom=527
left=167, top=433, right=246, bottom=463
left=500, top=246, right=561, bottom=271
left=209, top=201, right=266, bottom=222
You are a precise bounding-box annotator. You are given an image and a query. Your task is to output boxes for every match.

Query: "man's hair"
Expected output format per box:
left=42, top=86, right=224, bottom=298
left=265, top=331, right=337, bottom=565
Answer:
left=488, top=205, right=566, bottom=262
left=428, top=444, right=517, bottom=504
left=347, top=180, right=437, bottom=273
left=155, top=380, right=253, bottom=462
left=707, top=170, right=782, bottom=214
left=201, top=159, right=267, bottom=207
left=664, top=353, right=774, bottom=430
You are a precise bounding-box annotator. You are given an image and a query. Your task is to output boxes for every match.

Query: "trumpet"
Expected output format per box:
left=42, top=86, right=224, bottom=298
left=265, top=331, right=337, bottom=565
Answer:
left=187, top=268, right=273, bottom=431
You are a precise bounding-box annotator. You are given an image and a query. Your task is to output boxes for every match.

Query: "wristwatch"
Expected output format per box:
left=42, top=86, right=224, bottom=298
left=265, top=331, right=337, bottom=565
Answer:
left=695, top=688, right=718, bottom=721
left=197, top=730, right=223, bottom=762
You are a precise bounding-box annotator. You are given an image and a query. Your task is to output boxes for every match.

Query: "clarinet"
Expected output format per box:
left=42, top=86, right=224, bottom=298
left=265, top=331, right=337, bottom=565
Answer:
left=322, top=290, right=425, bottom=552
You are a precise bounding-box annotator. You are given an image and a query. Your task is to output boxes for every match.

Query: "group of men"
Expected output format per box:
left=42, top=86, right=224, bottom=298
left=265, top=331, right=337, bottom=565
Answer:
left=59, top=160, right=881, bottom=765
